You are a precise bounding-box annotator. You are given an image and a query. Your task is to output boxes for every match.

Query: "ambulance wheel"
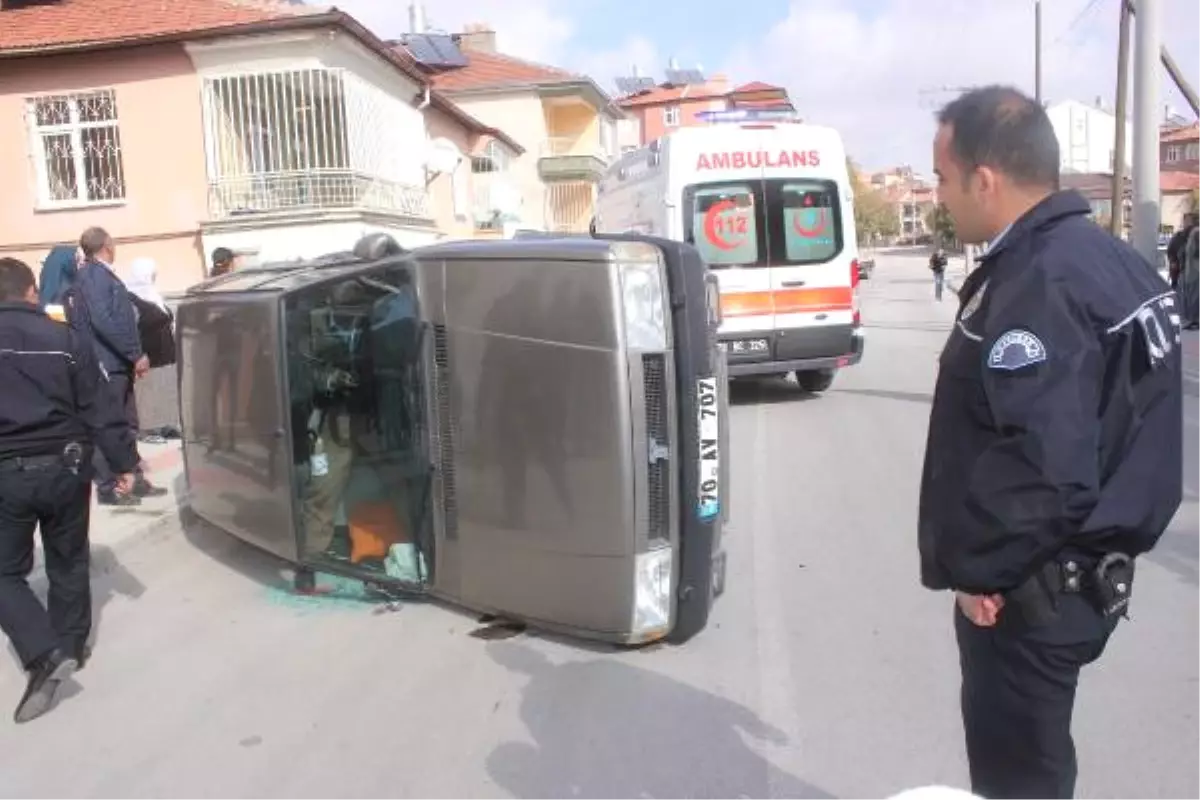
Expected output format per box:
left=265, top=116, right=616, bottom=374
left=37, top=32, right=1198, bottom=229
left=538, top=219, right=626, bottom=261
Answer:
left=795, top=369, right=835, bottom=393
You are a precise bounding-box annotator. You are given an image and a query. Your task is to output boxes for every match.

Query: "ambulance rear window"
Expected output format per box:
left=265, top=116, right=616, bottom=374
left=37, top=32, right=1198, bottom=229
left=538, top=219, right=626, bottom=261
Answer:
left=777, top=180, right=840, bottom=264
left=686, top=184, right=762, bottom=267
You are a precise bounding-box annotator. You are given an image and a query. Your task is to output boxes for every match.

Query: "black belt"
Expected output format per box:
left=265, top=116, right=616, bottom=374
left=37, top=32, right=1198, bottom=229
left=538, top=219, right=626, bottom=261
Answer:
left=1006, top=552, right=1136, bottom=626
left=0, top=442, right=86, bottom=474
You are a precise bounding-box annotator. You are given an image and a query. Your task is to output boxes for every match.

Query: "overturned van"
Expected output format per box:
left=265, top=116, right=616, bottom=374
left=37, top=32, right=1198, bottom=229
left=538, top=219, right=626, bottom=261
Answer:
left=176, top=232, right=730, bottom=645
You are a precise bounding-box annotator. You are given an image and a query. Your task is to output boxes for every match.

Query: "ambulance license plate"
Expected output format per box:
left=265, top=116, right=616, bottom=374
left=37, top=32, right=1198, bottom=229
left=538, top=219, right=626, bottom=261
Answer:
left=697, top=377, right=720, bottom=521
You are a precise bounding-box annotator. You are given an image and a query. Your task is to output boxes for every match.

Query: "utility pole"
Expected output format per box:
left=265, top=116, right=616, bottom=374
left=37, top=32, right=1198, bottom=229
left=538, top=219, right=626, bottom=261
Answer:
left=1126, top=0, right=1200, bottom=116
left=1131, top=0, right=1161, bottom=264
left=1111, top=0, right=1131, bottom=236
left=1034, top=0, right=1043, bottom=103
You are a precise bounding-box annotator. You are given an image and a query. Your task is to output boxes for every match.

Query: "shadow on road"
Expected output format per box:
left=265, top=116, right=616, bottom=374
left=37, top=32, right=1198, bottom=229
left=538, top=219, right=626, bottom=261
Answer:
left=6, top=543, right=146, bottom=679
left=486, top=642, right=835, bottom=799
left=729, top=377, right=825, bottom=407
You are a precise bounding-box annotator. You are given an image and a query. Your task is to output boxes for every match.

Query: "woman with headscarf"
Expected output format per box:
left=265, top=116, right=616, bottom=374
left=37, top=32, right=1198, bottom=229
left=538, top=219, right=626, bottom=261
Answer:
left=126, top=257, right=175, bottom=368
left=37, top=244, right=84, bottom=316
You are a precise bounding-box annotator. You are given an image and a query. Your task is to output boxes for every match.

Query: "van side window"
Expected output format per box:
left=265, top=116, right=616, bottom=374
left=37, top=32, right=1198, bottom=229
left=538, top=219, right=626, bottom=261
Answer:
left=686, top=183, right=763, bottom=267
left=772, top=179, right=842, bottom=265
left=283, top=266, right=432, bottom=585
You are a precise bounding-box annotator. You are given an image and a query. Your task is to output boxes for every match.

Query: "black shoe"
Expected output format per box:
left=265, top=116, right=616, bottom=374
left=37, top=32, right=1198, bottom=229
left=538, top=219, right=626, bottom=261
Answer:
left=71, top=643, right=91, bottom=672
left=133, top=479, right=168, bottom=498
left=97, top=490, right=141, bottom=507
left=14, top=649, right=77, bottom=724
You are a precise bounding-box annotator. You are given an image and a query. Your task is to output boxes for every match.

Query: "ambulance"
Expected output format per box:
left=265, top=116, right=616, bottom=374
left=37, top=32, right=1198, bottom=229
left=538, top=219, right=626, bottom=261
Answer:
left=593, top=111, right=864, bottom=392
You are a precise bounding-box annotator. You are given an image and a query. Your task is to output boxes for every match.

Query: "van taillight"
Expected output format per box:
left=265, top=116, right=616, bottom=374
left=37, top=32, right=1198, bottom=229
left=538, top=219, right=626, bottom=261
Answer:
left=850, top=260, right=861, bottom=326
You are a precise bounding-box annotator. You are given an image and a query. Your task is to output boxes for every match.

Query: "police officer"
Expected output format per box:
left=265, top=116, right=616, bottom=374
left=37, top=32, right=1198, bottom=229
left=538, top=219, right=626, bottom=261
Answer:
left=0, top=257, right=138, bottom=723
left=919, top=86, right=1183, bottom=798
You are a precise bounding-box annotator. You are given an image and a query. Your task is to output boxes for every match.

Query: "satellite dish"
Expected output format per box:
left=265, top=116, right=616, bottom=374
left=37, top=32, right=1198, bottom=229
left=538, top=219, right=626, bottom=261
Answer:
left=425, top=137, right=462, bottom=174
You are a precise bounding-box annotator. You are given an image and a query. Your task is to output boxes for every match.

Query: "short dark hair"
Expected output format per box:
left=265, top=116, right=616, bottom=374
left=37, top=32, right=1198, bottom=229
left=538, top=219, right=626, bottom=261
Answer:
left=937, top=85, right=1060, bottom=190
left=79, top=226, right=112, bottom=258
left=212, top=247, right=234, bottom=267
left=0, top=257, right=36, bottom=302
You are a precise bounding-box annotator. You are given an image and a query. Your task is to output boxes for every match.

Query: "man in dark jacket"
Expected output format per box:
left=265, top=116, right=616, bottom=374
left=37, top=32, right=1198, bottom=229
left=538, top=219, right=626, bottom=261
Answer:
left=921, top=86, right=1182, bottom=799
left=0, top=257, right=137, bottom=721
left=1166, top=212, right=1197, bottom=290
left=72, top=227, right=164, bottom=505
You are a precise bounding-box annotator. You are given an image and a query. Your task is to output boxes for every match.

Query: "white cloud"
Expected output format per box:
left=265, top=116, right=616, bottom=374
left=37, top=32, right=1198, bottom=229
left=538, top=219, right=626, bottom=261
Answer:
left=722, top=0, right=1200, bottom=172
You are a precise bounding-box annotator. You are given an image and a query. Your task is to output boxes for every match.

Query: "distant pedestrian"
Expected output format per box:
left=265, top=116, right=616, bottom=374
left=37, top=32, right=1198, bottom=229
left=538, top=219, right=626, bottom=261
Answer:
left=0, top=257, right=137, bottom=722
left=920, top=85, right=1182, bottom=799
left=929, top=248, right=948, bottom=301
left=1182, top=224, right=1199, bottom=329
left=1166, top=212, right=1197, bottom=290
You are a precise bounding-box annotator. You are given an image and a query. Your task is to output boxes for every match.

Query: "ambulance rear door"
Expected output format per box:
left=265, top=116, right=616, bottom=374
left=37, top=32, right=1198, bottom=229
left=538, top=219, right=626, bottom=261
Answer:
left=760, top=126, right=855, bottom=361
left=680, top=127, right=774, bottom=355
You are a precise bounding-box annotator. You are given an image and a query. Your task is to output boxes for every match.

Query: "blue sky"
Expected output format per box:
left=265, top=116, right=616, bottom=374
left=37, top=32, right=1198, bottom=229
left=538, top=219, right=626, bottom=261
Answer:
left=336, top=0, right=1199, bottom=173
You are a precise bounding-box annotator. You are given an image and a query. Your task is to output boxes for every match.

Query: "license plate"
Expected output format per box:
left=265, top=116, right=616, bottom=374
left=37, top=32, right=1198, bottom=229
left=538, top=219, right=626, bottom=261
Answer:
left=719, top=338, right=769, bottom=355
left=696, top=377, right=720, bottom=521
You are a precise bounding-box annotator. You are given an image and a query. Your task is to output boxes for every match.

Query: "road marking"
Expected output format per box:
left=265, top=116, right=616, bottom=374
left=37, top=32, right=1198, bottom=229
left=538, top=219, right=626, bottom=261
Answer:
left=747, top=400, right=807, bottom=792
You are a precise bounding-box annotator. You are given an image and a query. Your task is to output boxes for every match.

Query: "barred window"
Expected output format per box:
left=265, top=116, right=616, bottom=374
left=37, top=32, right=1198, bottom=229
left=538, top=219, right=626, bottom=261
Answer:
left=28, top=90, right=127, bottom=206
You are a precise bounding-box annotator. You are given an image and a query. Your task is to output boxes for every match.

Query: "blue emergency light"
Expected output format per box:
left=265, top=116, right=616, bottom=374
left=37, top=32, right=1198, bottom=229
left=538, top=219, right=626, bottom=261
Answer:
left=695, top=108, right=801, bottom=124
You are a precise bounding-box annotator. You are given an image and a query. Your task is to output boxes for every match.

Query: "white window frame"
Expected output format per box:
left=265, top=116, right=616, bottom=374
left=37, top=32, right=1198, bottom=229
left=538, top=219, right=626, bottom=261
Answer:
left=1186, top=142, right=1199, bottom=161
left=26, top=89, right=126, bottom=209
left=1165, top=144, right=1183, bottom=163
left=663, top=105, right=680, bottom=128
left=472, top=139, right=510, bottom=173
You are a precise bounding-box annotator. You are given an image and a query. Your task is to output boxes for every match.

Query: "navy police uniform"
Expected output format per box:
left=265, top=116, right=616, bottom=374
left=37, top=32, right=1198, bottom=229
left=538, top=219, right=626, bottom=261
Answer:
left=0, top=302, right=137, bottom=674
left=919, top=190, right=1183, bottom=798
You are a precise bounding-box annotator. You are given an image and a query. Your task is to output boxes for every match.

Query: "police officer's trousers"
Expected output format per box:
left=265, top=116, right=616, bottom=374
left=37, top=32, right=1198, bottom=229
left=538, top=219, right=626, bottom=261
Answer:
left=300, top=412, right=353, bottom=557
left=0, top=456, right=92, bottom=669
left=955, top=593, right=1120, bottom=799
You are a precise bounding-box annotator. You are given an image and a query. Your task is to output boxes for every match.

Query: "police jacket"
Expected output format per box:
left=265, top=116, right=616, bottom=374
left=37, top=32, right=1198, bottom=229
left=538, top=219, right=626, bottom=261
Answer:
left=0, top=302, right=138, bottom=470
left=74, top=259, right=143, bottom=375
left=919, top=190, right=1183, bottom=595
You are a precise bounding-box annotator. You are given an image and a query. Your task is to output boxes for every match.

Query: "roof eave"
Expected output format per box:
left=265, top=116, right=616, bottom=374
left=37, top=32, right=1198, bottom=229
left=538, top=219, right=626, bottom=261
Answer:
left=0, top=10, right=430, bottom=88
left=441, top=78, right=624, bottom=119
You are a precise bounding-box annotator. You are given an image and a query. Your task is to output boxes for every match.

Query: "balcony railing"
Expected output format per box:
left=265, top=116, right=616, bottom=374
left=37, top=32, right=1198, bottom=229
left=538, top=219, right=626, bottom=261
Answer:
left=208, top=170, right=431, bottom=220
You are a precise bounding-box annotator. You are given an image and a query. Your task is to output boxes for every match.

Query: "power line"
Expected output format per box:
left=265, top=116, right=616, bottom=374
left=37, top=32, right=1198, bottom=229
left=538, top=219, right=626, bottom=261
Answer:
left=1049, top=0, right=1108, bottom=48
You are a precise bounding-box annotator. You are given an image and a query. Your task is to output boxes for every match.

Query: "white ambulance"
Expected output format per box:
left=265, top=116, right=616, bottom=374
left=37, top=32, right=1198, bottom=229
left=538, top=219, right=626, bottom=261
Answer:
left=593, top=113, right=864, bottom=392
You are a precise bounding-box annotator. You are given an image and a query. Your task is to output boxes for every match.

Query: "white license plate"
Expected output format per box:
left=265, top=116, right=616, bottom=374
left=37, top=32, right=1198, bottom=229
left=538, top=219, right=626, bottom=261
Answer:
left=696, top=377, right=720, bottom=521
left=719, top=338, right=769, bottom=354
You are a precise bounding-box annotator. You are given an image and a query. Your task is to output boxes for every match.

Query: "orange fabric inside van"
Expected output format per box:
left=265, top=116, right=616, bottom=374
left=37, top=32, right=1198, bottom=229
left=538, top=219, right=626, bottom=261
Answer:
left=349, top=501, right=409, bottom=563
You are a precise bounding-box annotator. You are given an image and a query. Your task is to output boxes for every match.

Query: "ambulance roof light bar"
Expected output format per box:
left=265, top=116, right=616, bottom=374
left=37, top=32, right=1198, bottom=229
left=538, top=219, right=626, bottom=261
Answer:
left=694, top=108, right=802, bottom=125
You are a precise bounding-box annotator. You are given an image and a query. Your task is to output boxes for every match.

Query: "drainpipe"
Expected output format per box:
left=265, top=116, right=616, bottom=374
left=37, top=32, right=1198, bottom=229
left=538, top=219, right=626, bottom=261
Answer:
left=417, top=85, right=431, bottom=110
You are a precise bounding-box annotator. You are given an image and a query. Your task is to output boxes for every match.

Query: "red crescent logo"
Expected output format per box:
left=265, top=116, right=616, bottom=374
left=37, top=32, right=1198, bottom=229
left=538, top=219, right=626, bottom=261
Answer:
left=703, top=199, right=748, bottom=251
left=792, top=207, right=829, bottom=238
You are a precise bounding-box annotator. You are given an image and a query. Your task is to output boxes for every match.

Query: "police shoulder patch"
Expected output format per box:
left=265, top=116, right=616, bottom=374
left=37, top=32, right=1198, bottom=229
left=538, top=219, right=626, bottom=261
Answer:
left=987, top=328, right=1047, bottom=371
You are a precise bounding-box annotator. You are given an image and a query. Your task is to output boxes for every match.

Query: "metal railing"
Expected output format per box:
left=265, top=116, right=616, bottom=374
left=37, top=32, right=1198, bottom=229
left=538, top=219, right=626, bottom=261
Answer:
left=208, top=170, right=430, bottom=220
left=539, top=136, right=613, bottom=161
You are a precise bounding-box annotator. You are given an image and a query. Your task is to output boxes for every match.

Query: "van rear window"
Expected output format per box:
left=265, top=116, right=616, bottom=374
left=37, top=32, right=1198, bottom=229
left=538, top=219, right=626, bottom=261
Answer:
left=689, top=184, right=761, bottom=267
left=684, top=178, right=843, bottom=268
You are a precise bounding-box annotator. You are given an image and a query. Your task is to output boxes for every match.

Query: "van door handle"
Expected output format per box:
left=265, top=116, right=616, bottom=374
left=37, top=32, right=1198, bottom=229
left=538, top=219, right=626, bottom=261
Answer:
left=782, top=280, right=806, bottom=287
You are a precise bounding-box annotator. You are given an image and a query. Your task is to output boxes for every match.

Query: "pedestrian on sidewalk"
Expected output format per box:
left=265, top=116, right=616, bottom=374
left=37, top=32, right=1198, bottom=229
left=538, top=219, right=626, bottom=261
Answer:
left=0, top=258, right=137, bottom=723
left=1165, top=212, right=1197, bottom=291
left=68, top=228, right=166, bottom=505
left=1181, top=224, right=1199, bottom=329
left=929, top=247, right=948, bottom=301
left=919, top=85, right=1182, bottom=799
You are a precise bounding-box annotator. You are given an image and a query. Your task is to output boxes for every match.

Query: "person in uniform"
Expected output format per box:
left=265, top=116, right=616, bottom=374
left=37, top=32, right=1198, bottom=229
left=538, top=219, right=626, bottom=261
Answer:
left=919, top=86, right=1183, bottom=798
left=0, top=257, right=138, bottom=723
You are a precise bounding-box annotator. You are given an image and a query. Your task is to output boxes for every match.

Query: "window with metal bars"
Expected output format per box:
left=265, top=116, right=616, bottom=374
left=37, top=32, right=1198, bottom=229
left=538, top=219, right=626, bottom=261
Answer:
left=27, top=90, right=126, bottom=206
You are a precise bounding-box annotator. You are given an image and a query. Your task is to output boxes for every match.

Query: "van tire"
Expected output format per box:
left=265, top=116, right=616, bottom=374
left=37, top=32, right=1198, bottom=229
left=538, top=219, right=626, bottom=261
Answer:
left=795, top=369, right=835, bottom=393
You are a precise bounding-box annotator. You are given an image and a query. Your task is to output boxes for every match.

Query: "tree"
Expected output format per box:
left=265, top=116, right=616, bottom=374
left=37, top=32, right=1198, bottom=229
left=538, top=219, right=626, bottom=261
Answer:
left=926, top=202, right=957, bottom=247
left=846, top=157, right=900, bottom=243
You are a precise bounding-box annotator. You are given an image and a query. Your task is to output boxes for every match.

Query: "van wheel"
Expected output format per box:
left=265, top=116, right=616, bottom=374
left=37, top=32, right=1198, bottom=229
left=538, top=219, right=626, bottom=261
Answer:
left=795, top=369, right=835, bottom=393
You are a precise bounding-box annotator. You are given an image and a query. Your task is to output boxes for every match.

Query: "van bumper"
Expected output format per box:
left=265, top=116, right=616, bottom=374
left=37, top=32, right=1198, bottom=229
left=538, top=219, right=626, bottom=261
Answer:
left=723, top=326, right=865, bottom=377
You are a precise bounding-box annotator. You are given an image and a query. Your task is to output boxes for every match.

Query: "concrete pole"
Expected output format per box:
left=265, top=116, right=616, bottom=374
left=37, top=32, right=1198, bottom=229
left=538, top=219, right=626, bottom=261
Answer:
left=1131, top=0, right=1161, bottom=264
left=1111, top=0, right=1131, bottom=237
left=1035, top=1, right=1043, bottom=104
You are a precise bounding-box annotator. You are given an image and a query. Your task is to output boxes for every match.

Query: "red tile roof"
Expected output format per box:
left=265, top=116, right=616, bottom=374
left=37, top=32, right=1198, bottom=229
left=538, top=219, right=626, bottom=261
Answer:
left=1161, top=122, right=1199, bottom=144
left=1161, top=170, right=1200, bottom=193
left=0, top=0, right=311, bottom=52
left=617, top=83, right=728, bottom=108
left=0, top=0, right=522, bottom=150
left=732, top=81, right=783, bottom=94
left=422, top=49, right=578, bottom=93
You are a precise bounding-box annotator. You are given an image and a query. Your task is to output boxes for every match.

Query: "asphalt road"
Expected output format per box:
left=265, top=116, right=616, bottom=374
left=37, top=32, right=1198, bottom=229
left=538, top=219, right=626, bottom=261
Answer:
left=0, top=251, right=1195, bottom=798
